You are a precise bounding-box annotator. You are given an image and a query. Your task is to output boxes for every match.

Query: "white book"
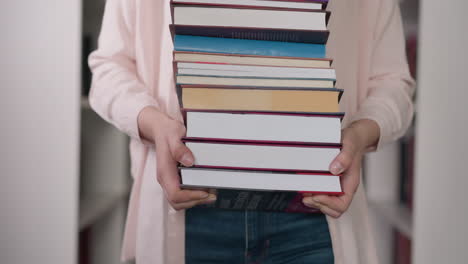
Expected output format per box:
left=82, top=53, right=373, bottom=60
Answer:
left=186, top=111, right=342, bottom=144
left=176, top=75, right=335, bottom=88
left=172, top=0, right=324, bottom=10
left=174, top=52, right=332, bottom=68
left=177, top=62, right=336, bottom=79
left=186, top=141, right=340, bottom=172
left=173, top=6, right=327, bottom=31
left=180, top=168, right=342, bottom=193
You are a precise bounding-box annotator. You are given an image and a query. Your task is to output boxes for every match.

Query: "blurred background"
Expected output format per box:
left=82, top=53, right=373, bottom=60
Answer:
left=1, top=0, right=467, bottom=264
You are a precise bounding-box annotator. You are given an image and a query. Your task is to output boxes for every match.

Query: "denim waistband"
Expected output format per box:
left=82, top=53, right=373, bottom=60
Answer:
left=185, top=207, right=334, bottom=264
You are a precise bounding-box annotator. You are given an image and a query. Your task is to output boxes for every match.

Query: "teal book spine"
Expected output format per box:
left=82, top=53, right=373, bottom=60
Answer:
left=174, top=35, right=326, bottom=58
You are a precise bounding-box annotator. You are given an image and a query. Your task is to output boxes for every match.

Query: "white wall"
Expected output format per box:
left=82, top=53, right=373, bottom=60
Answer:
left=0, top=1, right=81, bottom=264
left=413, top=0, right=468, bottom=263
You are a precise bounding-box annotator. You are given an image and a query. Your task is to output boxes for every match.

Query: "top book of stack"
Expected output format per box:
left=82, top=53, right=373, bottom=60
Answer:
left=170, top=0, right=330, bottom=43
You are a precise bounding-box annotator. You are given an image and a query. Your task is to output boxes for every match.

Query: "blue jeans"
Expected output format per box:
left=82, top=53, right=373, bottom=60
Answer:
left=186, top=207, right=334, bottom=264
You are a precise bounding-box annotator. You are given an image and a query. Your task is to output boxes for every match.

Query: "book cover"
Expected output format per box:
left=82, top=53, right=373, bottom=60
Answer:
left=173, top=35, right=327, bottom=58
left=183, top=139, right=341, bottom=173
left=180, top=85, right=342, bottom=113
left=175, top=61, right=337, bottom=79
left=171, top=24, right=329, bottom=44
left=183, top=109, right=344, bottom=145
left=183, top=108, right=345, bottom=117
left=180, top=167, right=342, bottom=213
left=173, top=51, right=333, bottom=68
left=171, top=1, right=331, bottom=24
left=170, top=4, right=330, bottom=43
left=393, top=230, right=412, bottom=264
left=175, top=75, right=335, bottom=89
left=172, top=0, right=327, bottom=11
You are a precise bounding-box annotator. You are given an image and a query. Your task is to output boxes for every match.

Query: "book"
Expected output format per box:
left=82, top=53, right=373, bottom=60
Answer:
left=176, top=75, right=335, bottom=88
left=172, top=6, right=327, bottom=30
left=393, top=230, right=412, bottom=264
left=171, top=6, right=329, bottom=43
left=176, top=62, right=336, bottom=79
left=174, top=35, right=327, bottom=58
left=174, top=51, right=332, bottom=68
left=169, top=0, right=341, bottom=213
left=180, top=167, right=341, bottom=213
left=181, top=168, right=341, bottom=193
left=181, top=85, right=342, bottom=112
left=399, top=128, right=415, bottom=210
left=172, top=0, right=326, bottom=10
left=184, top=110, right=343, bottom=145
left=184, top=140, right=340, bottom=172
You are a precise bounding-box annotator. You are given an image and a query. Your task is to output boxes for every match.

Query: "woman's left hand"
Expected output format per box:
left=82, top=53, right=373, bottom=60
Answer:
left=302, top=120, right=380, bottom=218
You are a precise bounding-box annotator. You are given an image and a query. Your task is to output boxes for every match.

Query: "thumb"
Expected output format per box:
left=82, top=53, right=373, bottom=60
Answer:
left=170, top=140, right=195, bottom=167
left=330, top=139, right=356, bottom=175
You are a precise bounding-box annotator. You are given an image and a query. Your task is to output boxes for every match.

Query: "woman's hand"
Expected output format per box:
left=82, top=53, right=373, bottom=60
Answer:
left=138, top=107, right=216, bottom=210
left=302, top=119, right=380, bottom=218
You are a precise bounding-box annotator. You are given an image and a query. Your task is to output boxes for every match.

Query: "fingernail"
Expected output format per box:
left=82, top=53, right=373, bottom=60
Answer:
left=312, top=197, right=321, bottom=203
left=330, top=161, right=344, bottom=175
left=207, top=194, right=217, bottom=201
left=180, top=154, right=194, bottom=167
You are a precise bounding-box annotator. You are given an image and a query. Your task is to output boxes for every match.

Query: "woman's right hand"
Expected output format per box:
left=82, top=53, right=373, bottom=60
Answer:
left=138, top=106, right=217, bottom=210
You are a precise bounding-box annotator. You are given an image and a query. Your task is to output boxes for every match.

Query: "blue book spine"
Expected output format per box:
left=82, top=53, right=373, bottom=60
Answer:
left=174, top=35, right=326, bottom=59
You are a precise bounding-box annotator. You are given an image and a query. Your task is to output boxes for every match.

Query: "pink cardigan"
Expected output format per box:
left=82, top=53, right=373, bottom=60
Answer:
left=89, top=0, right=415, bottom=263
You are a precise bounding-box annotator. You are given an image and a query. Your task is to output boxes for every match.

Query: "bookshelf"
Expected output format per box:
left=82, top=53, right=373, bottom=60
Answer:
left=79, top=190, right=129, bottom=230
left=361, top=1, right=468, bottom=263
left=364, top=1, right=419, bottom=264
left=79, top=0, right=133, bottom=263
left=365, top=141, right=405, bottom=264
left=79, top=98, right=132, bottom=264
left=80, top=96, right=91, bottom=110
left=369, top=201, right=412, bottom=238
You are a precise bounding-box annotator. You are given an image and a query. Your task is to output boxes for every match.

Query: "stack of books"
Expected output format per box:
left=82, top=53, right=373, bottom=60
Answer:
left=169, top=0, right=343, bottom=213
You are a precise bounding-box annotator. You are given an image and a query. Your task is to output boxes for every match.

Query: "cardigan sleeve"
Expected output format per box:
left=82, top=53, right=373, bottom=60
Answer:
left=88, top=0, right=160, bottom=140
left=350, top=0, right=416, bottom=152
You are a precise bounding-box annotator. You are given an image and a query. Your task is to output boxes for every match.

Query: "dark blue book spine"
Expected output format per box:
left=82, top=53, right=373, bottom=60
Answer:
left=174, top=35, right=326, bottom=58
left=194, top=188, right=320, bottom=213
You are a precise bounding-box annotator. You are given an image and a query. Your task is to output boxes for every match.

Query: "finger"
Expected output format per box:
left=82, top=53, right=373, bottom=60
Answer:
left=173, top=120, right=188, bottom=138
left=315, top=157, right=362, bottom=212
left=166, top=189, right=211, bottom=204
left=155, top=143, right=179, bottom=187
left=302, top=197, right=342, bottom=218
left=319, top=205, right=342, bottom=218
left=155, top=142, right=208, bottom=202
left=155, top=140, right=177, bottom=174
left=329, top=130, right=358, bottom=175
left=159, top=168, right=211, bottom=204
left=306, top=194, right=349, bottom=213
left=169, top=139, right=195, bottom=167
left=329, top=145, right=355, bottom=175
left=340, top=157, right=361, bottom=196
left=304, top=160, right=361, bottom=214
left=171, top=194, right=217, bottom=211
